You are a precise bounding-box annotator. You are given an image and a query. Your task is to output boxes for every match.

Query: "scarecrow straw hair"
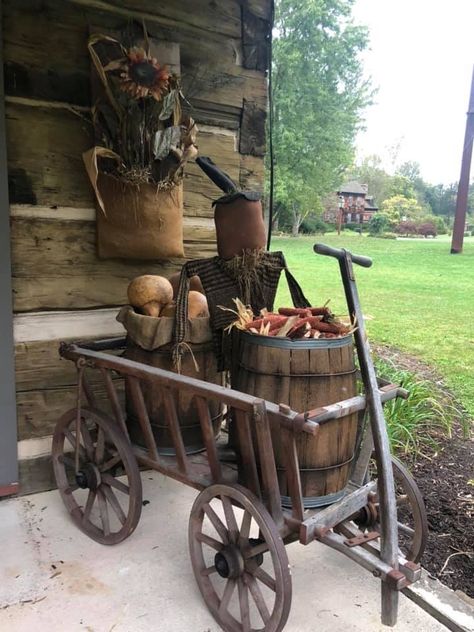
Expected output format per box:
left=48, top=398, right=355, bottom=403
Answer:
left=219, top=248, right=278, bottom=305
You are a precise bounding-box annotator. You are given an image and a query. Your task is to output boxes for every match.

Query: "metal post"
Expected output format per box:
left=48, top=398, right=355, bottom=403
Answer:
left=0, top=0, right=19, bottom=496
left=451, top=66, right=474, bottom=254
left=337, top=195, right=344, bottom=235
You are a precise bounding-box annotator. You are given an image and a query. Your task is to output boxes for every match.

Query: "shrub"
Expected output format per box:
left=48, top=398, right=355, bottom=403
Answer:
left=434, top=216, right=448, bottom=234
left=395, top=220, right=418, bottom=236
left=299, top=216, right=331, bottom=234
left=368, top=213, right=390, bottom=235
left=418, top=222, right=437, bottom=237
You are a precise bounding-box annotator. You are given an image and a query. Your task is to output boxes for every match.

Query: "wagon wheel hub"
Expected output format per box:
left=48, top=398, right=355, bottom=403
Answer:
left=214, top=545, right=244, bottom=579
left=75, top=462, right=101, bottom=491
left=354, top=501, right=379, bottom=528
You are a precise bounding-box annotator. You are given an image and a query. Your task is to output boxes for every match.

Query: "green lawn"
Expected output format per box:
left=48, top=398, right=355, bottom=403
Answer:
left=273, top=233, right=474, bottom=420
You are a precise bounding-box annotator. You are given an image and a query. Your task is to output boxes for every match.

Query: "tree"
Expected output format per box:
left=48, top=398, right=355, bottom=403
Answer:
left=388, top=174, right=415, bottom=199
left=381, top=195, right=423, bottom=226
left=396, top=161, right=431, bottom=212
left=271, top=0, right=372, bottom=235
left=346, top=154, right=392, bottom=206
left=368, top=213, right=389, bottom=235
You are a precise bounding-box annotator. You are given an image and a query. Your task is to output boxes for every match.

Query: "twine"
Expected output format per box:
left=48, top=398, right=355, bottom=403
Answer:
left=172, top=341, right=200, bottom=374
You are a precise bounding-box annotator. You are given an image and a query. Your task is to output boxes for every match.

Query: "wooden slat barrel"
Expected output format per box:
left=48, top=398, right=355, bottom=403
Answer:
left=124, top=340, right=222, bottom=455
left=232, top=331, right=358, bottom=508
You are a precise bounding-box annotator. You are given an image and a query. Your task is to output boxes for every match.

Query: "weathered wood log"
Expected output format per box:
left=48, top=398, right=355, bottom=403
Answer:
left=10, top=214, right=217, bottom=311
left=241, top=6, right=271, bottom=71
left=6, top=101, right=240, bottom=207
left=14, top=337, right=122, bottom=391
left=240, top=99, right=267, bottom=156
left=16, top=380, right=124, bottom=441
left=3, top=0, right=266, bottom=111
left=239, top=154, right=265, bottom=190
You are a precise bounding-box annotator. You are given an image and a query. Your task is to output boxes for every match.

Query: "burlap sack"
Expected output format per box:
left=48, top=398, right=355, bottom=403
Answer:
left=117, top=305, right=211, bottom=351
left=96, top=173, right=184, bottom=260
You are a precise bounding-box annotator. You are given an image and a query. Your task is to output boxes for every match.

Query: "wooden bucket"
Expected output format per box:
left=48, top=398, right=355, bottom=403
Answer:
left=124, top=340, right=222, bottom=455
left=232, top=331, right=358, bottom=507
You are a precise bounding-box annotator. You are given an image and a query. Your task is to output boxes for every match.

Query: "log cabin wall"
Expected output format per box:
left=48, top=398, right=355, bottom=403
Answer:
left=2, top=0, right=271, bottom=494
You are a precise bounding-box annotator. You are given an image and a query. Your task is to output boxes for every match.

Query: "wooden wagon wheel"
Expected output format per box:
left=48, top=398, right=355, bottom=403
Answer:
left=390, top=456, right=428, bottom=563
left=365, top=456, right=428, bottom=563
left=189, top=484, right=292, bottom=632
left=52, top=407, right=142, bottom=545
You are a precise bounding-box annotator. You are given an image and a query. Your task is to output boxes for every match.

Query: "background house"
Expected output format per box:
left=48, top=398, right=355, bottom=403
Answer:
left=0, top=0, right=272, bottom=495
left=324, top=181, right=379, bottom=224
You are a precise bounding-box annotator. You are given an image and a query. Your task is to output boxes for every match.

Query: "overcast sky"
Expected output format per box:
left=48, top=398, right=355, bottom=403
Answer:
left=352, top=0, right=474, bottom=185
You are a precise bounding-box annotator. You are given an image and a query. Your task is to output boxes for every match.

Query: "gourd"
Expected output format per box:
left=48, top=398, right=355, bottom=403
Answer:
left=168, top=272, right=204, bottom=298
left=187, top=291, right=209, bottom=318
left=127, top=275, right=173, bottom=317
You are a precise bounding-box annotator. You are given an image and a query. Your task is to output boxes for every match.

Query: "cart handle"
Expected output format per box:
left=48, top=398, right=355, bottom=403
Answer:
left=314, top=243, right=373, bottom=268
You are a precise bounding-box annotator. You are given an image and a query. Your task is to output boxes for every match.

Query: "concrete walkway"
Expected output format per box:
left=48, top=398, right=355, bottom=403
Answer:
left=0, top=471, right=463, bottom=631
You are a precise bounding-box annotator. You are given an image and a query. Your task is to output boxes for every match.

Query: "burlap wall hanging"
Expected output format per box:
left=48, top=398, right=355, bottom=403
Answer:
left=84, top=26, right=197, bottom=259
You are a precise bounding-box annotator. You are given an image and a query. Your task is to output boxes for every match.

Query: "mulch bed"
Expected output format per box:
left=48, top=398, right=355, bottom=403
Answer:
left=373, top=344, right=474, bottom=598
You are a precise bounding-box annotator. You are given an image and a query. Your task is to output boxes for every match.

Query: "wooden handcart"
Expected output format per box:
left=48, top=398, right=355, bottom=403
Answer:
left=51, top=244, right=428, bottom=631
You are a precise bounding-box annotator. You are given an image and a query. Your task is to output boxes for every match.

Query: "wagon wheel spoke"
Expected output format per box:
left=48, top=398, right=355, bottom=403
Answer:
left=250, top=565, right=276, bottom=592
left=95, top=427, right=105, bottom=464
left=64, top=484, right=79, bottom=495
left=101, top=472, right=130, bottom=496
left=58, top=454, right=76, bottom=469
left=63, top=429, right=86, bottom=461
left=196, top=532, right=224, bottom=552
left=244, top=541, right=269, bottom=559
left=238, top=577, right=251, bottom=632
left=200, top=565, right=217, bottom=577
left=219, top=578, right=236, bottom=615
left=245, top=572, right=271, bottom=624
left=221, top=495, right=239, bottom=542
left=100, top=453, right=122, bottom=473
left=96, top=488, right=111, bottom=536
left=83, top=489, right=96, bottom=523
left=398, top=522, right=415, bottom=536
left=80, top=423, right=95, bottom=460
left=239, top=510, right=252, bottom=542
left=202, top=502, right=229, bottom=544
left=101, top=484, right=126, bottom=525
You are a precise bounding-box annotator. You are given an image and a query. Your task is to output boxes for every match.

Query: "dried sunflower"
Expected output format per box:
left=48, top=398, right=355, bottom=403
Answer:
left=119, top=47, right=170, bottom=101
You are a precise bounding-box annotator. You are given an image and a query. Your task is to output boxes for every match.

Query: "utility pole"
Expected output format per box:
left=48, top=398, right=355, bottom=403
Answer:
left=451, top=66, right=474, bottom=254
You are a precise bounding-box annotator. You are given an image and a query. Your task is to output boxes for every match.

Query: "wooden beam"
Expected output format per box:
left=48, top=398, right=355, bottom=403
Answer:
left=14, top=308, right=124, bottom=343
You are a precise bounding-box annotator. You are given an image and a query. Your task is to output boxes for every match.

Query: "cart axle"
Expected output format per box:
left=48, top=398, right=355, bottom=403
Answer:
left=75, top=463, right=101, bottom=491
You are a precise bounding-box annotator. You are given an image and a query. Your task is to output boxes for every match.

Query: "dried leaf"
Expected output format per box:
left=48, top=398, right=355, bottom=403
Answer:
left=153, top=126, right=181, bottom=160
left=159, top=90, right=178, bottom=121
left=275, top=315, right=299, bottom=337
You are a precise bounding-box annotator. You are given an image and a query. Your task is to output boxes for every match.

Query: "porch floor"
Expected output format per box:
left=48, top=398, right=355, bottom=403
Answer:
left=0, top=471, right=453, bottom=631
